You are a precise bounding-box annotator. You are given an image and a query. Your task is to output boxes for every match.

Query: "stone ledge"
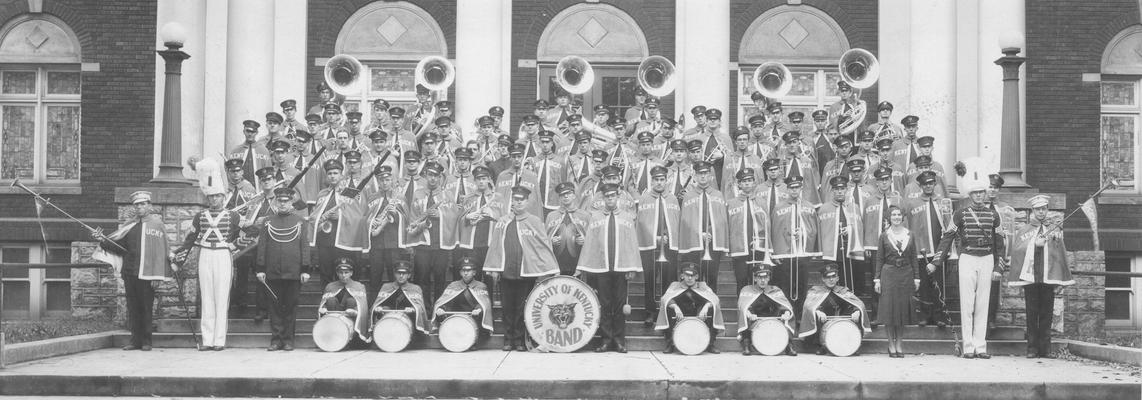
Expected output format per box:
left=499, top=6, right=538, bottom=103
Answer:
left=1059, top=339, right=1142, bottom=366
left=2, top=330, right=119, bottom=365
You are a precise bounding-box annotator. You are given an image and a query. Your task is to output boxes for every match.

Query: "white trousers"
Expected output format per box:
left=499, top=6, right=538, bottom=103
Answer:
left=958, top=254, right=993, bottom=354
left=198, top=248, right=233, bottom=347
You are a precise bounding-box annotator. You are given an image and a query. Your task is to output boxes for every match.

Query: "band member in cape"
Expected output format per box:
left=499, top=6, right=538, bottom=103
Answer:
left=1008, top=195, right=1073, bottom=358
left=905, top=155, right=948, bottom=199
left=654, top=263, right=726, bottom=354
left=224, top=159, right=258, bottom=315
left=533, top=130, right=565, bottom=219
left=797, top=264, right=871, bottom=355
left=457, top=166, right=504, bottom=280
left=256, top=187, right=312, bottom=351
left=309, top=159, right=369, bottom=286
left=820, top=136, right=854, bottom=200
left=727, top=168, right=772, bottom=294
left=433, top=258, right=494, bottom=349
left=935, top=178, right=1007, bottom=360
left=290, top=130, right=325, bottom=207
left=547, top=182, right=589, bottom=276
left=723, top=129, right=764, bottom=198
left=760, top=102, right=791, bottom=142
left=678, top=161, right=729, bottom=289
left=365, top=166, right=406, bottom=302
left=496, top=143, right=541, bottom=217
left=810, top=110, right=837, bottom=174
left=769, top=175, right=820, bottom=309
left=681, top=105, right=707, bottom=140
left=227, top=120, right=269, bottom=183
left=874, top=205, right=920, bottom=357
left=92, top=190, right=172, bottom=351
left=748, top=115, right=777, bottom=161
left=174, top=159, right=242, bottom=351
left=370, top=261, right=431, bottom=342
left=364, top=130, right=400, bottom=175
left=483, top=186, right=561, bottom=351
left=828, top=81, right=865, bottom=139
left=586, top=165, right=637, bottom=212
left=564, top=131, right=596, bottom=183
left=758, top=159, right=786, bottom=216
left=697, top=109, right=728, bottom=186
left=818, top=175, right=867, bottom=301
left=636, top=166, right=681, bottom=326
left=905, top=170, right=951, bottom=327
left=737, top=265, right=796, bottom=356
left=408, top=161, right=461, bottom=306
left=867, top=101, right=903, bottom=141
left=576, top=183, right=641, bottom=353
left=780, top=131, right=821, bottom=206
left=627, top=131, right=665, bottom=196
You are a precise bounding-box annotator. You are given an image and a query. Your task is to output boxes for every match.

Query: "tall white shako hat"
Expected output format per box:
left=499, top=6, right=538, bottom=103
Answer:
left=194, top=157, right=227, bottom=196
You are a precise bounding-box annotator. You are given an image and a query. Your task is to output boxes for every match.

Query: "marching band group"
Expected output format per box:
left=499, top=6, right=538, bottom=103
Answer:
left=91, top=51, right=1075, bottom=359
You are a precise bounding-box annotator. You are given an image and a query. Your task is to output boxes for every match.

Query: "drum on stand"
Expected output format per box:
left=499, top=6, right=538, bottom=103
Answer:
left=821, top=316, right=862, bottom=357
left=749, top=317, right=790, bottom=356
left=438, top=313, right=478, bottom=352
left=373, top=311, right=413, bottom=352
left=672, top=317, right=711, bottom=356
left=312, top=312, right=354, bottom=352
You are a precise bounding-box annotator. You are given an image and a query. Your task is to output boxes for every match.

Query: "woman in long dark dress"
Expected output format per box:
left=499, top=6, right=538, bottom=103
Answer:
left=874, top=206, right=920, bottom=357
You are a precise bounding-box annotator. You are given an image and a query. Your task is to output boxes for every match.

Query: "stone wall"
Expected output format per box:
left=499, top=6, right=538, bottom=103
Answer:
left=69, top=241, right=120, bottom=321
left=993, top=251, right=1105, bottom=336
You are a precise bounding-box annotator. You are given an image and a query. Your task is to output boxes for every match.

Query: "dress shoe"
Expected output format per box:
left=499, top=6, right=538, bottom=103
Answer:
left=267, top=345, right=280, bottom=351
left=254, top=312, right=266, bottom=323
left=740, top=340, right=752, bottom=356
left=212, top=346, right=225, bottom=351
left=502, top=344, right=514, bottom=351
left=816, top=347, right=828, bottom=356
left=282, top=343, right=294, bottom=351
left=962, top=353, right=976, bottom=359
left=122, top=344, right=140, bottom=351
left=917, top=320, right=928, bottom=328
left=140, top=345, right=152, bottom=351
left=1026, top=350, right=1037, bottom=359
left=595, top=342, right=610, bottom=353
left=936, top=321, right=948, bottom=328
left=198, top=346, right=212, bottom=352
left=615, top=343, right=628, bottom=353
left=514, top=344, right=527, bottom=351
left=644, top=315, right=656, bottom=327
left=975, top=353, right=991, bottom=359
left=706, top=345, right=720, bottom=354
left=663, top=344, right=675, bottom=354
left=785, top=345, right=797, bottom=356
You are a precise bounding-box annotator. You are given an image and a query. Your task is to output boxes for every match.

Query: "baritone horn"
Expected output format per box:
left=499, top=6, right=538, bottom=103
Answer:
left=555, top=55, right=594, bottom=95
left=838, top=48, right=880, bottom=89
left=416, top=56, right=455, bottom=91
left=324, top=54, right=365, bottom=95
left=637, top=55, right=677, bottom=97
left=752, top=61, right=792, bottom=99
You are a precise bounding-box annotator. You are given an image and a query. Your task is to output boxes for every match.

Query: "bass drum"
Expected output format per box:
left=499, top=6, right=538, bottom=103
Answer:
left=672, top=317, right=711, bottom=356
left=821, top=317, right=862, bottom=357
left=749, top=317, right=790, bottom=356
left=312, top=313, right=354, bottom=352
left=438, top=314, right=478, bottom=352
left=373, top=312, right=413, bottom=352
left=524, top=275, right=601, bottom=353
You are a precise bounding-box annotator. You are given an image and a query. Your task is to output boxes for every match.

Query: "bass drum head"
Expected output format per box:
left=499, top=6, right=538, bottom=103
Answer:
left=373, top=312, right=413, bottom=352
left=438, top=314, right=478, bottom=352
left=524, top=275, right=601, bottom=353
left=312, top=314, right=354, bottom=352
left=822, top=318, right=862, bottom=357
left=750, top=318, right=790, bottom=356
left=672, top=317, right=711, bottom=356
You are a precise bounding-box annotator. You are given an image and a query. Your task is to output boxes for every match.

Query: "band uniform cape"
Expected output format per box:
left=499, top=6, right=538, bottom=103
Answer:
left=770, top=197, right=821, bottom=259
left=817, top=201, right=866, bottom=261
left=796, top=285, right=871, bottom=337
left=458, top=191, right=506, bottom=249
left=547, top=207, right=590, bottom=256
left=577, top=209, right=642, bottom=273
left=408, top=186, right=462, bottom=249
left=308, top=187, right=370, bottom=252
left=483, top=212, right=561, bottom=277
left=1007, top=221, right=1075, bottom=287
left=93, top=214, right=172, bottom=280
left=636, top=191, right=681, bottom=252
left=653, top=281, right=726, bottom=331
left=433, top=279, right=495, bottom=331
left=370, top=282, right=430, bottom=334
left=726, top=192, right=772, bottom=257
left=736, top=284, right=795, bottom=337
left=678, top=185, right=730, bottom=253
left=321, top=279, right=371, bottom=341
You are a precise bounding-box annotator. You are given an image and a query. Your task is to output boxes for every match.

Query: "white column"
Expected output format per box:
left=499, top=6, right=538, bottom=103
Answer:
left=976, top=0, right=1026, bottom=173
left=878, top=0, right=912, bottom=113
left=456, top=0, right=508, bottom=142
left=676, top=0, right=730, bottom=122
left=272, top=0, right=307, bottom=111
left=202, top=0, right=229, bottom=159
left=955, top=0, right=981, bottom=168
left=154, top=0, right=206, bottom=177
left=224, top=0, right=275, bottom=150
left=909, top=0, right=957, bottom=190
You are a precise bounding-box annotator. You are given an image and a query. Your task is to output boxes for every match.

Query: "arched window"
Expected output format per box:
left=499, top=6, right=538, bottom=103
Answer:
left=0, top=14, right=82, bottom=185
left=1100, top=25, right=1142, bottom=194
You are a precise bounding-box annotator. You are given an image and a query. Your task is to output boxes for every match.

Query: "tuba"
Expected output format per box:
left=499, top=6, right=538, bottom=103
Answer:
left=637, top=56, right=677, bottom=98
left=555, top=55, right=595, bottom=95
left=838, top=48, right=880, bottom=89
left=416, top=56, right=455, bottom=91
left=324, top=54, right=365, bottom=95
left=752, top=62, right=792, bottom=99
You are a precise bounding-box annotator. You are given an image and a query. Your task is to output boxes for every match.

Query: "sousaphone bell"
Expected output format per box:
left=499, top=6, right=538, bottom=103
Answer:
left=555, top=55, right=595, bottom=95
left=752, top=61, right=792, bottom=99
left=838, top=48, right=880, bottom=89
left=324, top=54, right=365, bottom=95
left=637, top=55, right=677, bottom=98
left=416, top=55, right=456, bottom=92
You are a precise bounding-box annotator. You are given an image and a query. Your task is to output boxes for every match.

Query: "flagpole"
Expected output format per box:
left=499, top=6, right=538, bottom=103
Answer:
left=1039, top=179, right=1117, bottom=237
left=10, top=178, right=127, bottom=253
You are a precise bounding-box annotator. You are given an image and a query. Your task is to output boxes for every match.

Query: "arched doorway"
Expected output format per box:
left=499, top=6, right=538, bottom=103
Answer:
left=737, top=5, right=849, bottom=127
left=536, top=3, right=649, bottom=119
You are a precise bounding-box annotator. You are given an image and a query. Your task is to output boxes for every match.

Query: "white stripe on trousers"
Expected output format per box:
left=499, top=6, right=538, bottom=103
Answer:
left=198, top=248, right=233, bottom=347
left=958, top=254, right=993, bottom=354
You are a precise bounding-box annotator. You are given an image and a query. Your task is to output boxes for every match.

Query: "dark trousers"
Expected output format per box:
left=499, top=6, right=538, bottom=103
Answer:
left=917, top=259, right=949, bottom=324
left=732, top=251, right=767, bottom=295
left=555, top=250, right=579, bottom=276
left=590, top=271, right=628, bottom=344
left=230, top=254, right=261, bottom=311
left=455, top=247, right=490, bottom=281
left=413, top=248, right=451, bottom=306
left=641, top=249, right=678, bottom=314
left=123, top=273, right=154, bottom=347
left=988, top=280, right=1001, bottom=328
left=317, top=246, right=358, bottom=286
left=267, top=279, right=300, bottom=347
left=501, top=278, right=535, bottom=345
left=665, top=307, right=718, bottom=347
left=323, top=293, right=358, bottom=312
left=1024, top=283, right=1057, bottom=355
left=368, top=248, right=405, bottom=305
left=772, top=257, right=812, bottom=312
left=682, top=250, right=723, bottom=289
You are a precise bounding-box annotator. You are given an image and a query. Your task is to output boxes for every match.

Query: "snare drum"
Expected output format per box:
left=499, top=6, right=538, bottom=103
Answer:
left=672, top=317, right=711, bottom=356
left=749, top=317, right=790, bottom=356
left=438, top=314, right=478, bottom=352
left=312, top=313, right=354, bottom=352
left=821, top=317, right=862, bottom=357
left=373, top=312, right=414, bottom=352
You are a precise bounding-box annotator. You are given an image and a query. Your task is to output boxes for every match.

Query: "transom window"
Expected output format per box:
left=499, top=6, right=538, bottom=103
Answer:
left=738, top=66, right=840, bottom=129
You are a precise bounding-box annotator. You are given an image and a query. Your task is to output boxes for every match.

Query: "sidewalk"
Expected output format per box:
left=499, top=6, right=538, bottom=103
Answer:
left=0, top=348, right=1137, bottom=399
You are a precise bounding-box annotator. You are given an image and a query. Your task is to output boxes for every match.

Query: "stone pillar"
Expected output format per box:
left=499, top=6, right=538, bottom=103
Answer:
left=272, top=0, right=307, bottom=110
left=909, top=1, right=956, bottom=186
left=155, top=0, right=206, bottom=179
left=976, top=0, right=1026, bottom=174
left=456, top=0, right=509, bottom=143
left=878, top=0, right=912, bottom=110
left=224, top=0, right=275, bottom=150
left=676, top=0, right=730, bottom=124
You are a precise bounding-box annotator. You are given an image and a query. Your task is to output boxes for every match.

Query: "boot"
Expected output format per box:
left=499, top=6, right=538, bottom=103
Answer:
left=740, top=338, right=752, bottom=356
left=663, top=335, right=675, bottom=354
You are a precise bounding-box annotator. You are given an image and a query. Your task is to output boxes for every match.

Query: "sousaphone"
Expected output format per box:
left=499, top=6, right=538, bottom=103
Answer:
left=555, top=55, right=595, bottom=95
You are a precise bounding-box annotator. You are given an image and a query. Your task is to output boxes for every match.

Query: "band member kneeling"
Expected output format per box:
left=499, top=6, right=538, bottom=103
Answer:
left=737, top=265, right=796, bottom=356
left=797, top=264, right=871, bottom=356
left=433, top=257, right=494, bottom=351
left=317, top=258, right=370, bottom=349
left=654, top=262, right=726, bottom=355
left=369, top=261, right=431, bottom=351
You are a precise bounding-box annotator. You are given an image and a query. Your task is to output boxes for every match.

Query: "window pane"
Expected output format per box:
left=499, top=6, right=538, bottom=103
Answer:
left=45, top=281, right=70, bottom=311
left=1105, top=290, right=1132, bottom=317
left=1, top=71, right=36, bottom=94
left=741, top=71, right=757, bottom=97
left=601, top=76, right=636, bottom=119
left=46, top=72, right=80, bottom=95
left=2, top=281, right=30, bottom=311
left=44, top=247, right=71, bottom=279
left=1, top=247, right=30, bottom=278
left=369, top=66, right=415, bottom=92
left=45, top=105, right=80, bottom=181
left=789, top=72, right=816, bottom=97
left=1, top=105, right=36, bottom=180
left=825, top=72, right=843, bottom=97
left=1101, top=81, right=1136, bottom=106
left=1100, top=115, right=1135, bottom=190
left=1105, top=255, right=1132, bottom=288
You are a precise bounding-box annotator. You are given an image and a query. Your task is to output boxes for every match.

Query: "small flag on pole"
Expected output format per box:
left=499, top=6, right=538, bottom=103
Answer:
left=1080, top=198, right=1099, bottom=250
left=33, top=197, right=50, bottom=249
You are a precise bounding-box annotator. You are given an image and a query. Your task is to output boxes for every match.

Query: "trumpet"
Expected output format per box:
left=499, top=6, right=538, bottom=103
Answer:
left=655, top=233, right=669, bottom=263
left=369, top=202, right=400, bottom=236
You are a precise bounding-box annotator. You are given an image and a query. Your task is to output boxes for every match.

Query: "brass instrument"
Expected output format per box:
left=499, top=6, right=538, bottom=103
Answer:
left=637, top=56, right=677, bottom=97
left=407, top=190, right=438, bottom=234
left=324, top=54, right=365, bottom=95
left=655, top=234, right=669, bottom=263
left=369, top=201, right=401, bottom=236
left=752, top=62, right=792, bottom=99
left=416, top=56, right=455, bottom=91
left=555, top=55, right=594, bottom=94
left=836, top=49, right=880, bottom=136
left=317, top=203, right=344, bottom=234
